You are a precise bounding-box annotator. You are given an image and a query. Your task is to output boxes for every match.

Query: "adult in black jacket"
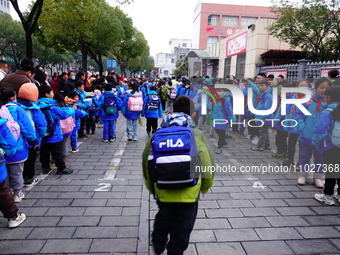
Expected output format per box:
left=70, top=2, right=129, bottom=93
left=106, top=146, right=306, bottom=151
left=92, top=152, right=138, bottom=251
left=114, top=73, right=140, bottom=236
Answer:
left=60, top=71, right=76, bottom=97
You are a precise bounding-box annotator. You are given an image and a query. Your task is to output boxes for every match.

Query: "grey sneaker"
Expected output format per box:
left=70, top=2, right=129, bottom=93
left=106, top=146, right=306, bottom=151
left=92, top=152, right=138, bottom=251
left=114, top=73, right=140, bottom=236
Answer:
left=14, top=191, right=25, bottom=203
left=102, top=139, right=109, bottom=143
left=215, top=148, right=222, bottom=154
left=109, top=138, right=115, bottom=142
left=8, top=213, right=26, bottom=229
left=314, top=193, right=335, bottom=205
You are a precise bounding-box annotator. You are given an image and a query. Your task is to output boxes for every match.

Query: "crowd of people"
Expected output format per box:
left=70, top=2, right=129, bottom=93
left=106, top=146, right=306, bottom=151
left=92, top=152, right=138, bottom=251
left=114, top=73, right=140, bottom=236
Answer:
left=0, top=59, right=339, bottom=241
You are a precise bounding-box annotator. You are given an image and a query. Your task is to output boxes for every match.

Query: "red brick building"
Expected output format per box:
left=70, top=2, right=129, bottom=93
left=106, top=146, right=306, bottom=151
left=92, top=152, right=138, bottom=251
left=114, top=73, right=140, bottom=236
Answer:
left=193, top=2, right=276, bottom=50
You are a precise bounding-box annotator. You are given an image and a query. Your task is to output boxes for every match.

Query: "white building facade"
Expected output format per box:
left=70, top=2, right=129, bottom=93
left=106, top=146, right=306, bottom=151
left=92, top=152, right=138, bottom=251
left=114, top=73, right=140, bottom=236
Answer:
left=0, top=0, right=10, bottom=14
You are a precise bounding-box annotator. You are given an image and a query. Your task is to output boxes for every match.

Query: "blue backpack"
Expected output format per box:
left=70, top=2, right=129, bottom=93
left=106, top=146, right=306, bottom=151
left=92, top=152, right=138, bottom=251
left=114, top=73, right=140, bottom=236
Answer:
left=148, top=126, right=200, bottom=190
left=147, top=94, right=160, bottom=110
left=103, top=94, right=118, bottom=114
left=85, top=97, right=96, bottom=113
left=41, top=107, right=57, bottom=138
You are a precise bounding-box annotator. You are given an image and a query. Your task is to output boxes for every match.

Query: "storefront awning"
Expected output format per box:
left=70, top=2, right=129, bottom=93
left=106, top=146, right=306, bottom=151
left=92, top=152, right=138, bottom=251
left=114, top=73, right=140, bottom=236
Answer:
left=187, top=50, right=218, bottom=60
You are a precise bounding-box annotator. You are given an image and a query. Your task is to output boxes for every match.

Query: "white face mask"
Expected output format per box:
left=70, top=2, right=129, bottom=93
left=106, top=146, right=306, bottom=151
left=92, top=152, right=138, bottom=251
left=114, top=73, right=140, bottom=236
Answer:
left=217, top=91, right=225, bottom=97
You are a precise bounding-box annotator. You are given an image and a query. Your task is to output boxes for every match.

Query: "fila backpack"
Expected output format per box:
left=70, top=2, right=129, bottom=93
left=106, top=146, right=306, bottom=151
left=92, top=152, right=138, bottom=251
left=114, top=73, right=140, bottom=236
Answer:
left=103, top=94, right=118, bottom=114
left=148, top=126, right=201, bottom=190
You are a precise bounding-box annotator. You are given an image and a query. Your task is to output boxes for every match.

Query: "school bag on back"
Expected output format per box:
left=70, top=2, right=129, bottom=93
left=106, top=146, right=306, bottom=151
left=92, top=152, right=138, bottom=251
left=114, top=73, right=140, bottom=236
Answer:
left=148, top=126, right=201, bottom=190
left=147, top=94, right=160, bottom=110
left=40, top=107, right=57, bottom=138
left=167, top=87, right=177, bottom=100
left=326, top=108, right=340, bottom=147
left=0, top=105, right=20, bottom=140
left=60, top=116, right=75, bottom=135
left=84, top=97, right=96, bottom=113
left=128, top=96, right=143, bottom=112
left=103, top=94, right=118, bottom=114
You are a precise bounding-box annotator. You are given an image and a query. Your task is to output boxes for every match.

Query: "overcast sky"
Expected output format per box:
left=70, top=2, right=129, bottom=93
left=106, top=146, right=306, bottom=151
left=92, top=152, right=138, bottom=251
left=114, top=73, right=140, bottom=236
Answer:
left=12, top=0, right=272, bottom=57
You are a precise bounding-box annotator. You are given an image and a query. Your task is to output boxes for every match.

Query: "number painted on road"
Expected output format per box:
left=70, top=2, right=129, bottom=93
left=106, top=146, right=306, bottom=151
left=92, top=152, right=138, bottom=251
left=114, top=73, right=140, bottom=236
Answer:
left=94, top=183, right=110, bottom=192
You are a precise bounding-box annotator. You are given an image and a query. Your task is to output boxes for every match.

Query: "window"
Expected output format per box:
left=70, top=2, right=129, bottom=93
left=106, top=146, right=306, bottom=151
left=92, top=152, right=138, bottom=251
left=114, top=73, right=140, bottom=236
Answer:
left=0, top=0, right=3, bottom=6
left=182, top=43, right=187, bottom=48
left=222, top=16, right=238, bottom=27
left=164, top=70, right=169, bottom=76
left=236, top=52, right=246, bottom=79
left=224, top=58, right=231, bottom=78
left=241, top=17, right=257, bottom=27
left=171, top=58, right=175, bottom=64
left=206, top=37, right=218, bottom=48
left=208, top=15, right=220, bottom=26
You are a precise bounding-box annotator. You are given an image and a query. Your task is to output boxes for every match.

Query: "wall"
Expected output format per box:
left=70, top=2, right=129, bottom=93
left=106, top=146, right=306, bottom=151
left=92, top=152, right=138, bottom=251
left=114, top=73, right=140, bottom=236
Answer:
left=206, top=18, right=294, bottom=79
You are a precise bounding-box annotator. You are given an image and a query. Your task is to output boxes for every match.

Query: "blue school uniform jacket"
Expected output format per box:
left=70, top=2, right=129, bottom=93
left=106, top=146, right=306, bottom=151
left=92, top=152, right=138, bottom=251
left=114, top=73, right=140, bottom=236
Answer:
left=244, top=81, right=260, bottom=117
left=141, top=90, right=163, bottom=118
left=38, top=97, right=72, bottom=144
left=121, top=90, right=142, bottom=120
left=97, top=91, right=122, bottom=120
left=6, top=102, right=38, bottom=163
left=292, top=92, right=326, bottom=145
left=312, top=103, right=339, bottom=153
left=17, top=99, right=47, bottom=146
left=0, top=117, right=17, bottom=182
left=273, top=93, right=295, bottom=132
left=254, top=88, right=274, bottom=126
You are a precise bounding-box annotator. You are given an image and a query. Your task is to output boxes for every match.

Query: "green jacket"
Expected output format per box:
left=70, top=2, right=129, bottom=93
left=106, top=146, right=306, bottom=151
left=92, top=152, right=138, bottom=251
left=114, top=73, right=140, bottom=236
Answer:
left=161, top=85, right=175, bottom=102
left=142, top=128, right=214, bottom=203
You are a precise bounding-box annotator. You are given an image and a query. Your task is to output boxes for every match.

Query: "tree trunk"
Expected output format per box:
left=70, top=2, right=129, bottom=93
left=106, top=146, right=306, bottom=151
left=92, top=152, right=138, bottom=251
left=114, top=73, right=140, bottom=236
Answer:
left=98, top=54, right=103, bottom=76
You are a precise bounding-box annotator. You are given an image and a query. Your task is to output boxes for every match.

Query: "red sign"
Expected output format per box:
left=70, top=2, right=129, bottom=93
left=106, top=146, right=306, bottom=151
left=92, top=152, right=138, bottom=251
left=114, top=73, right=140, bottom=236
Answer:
left=266, top=69, right=287, bottom=78
left=226, top=32, right=248, bottom=58
left=320, top=67, right=340, bottom=77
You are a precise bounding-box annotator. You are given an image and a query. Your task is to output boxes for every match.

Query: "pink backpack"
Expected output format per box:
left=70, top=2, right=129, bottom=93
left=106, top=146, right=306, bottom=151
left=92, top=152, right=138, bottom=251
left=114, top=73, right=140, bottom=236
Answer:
left=128, top=96, right=143, bottom=112
left=0, top=104, right=21, bottom=140
left=60, top=116, right=75, bottom=135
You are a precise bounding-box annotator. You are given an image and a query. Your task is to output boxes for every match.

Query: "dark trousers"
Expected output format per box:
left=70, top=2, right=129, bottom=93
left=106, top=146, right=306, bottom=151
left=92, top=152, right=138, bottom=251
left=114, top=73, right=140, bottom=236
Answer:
left=78, top=117, right=86, bottom=136
left=287, top=133, right=299, bottom=163
left=23, top=147, right=38, bottom=180
left=258, top=125, right=270, bottom=149
left=275, top=131, right=288, bottom=154
left=0, top=179, right=18, bottom=218
left=323, top=147, right=340, bottom=195
left=146, top=118, right=158, bottom=134
left=215, top=128, right=226, bottom=148
left=247, top=116, right=260, bottom=137
left=152, top=201, right=198, bottom=255
left=86, top=115, right=96, bottom=134
left=40, top=142, right=66, bottom=171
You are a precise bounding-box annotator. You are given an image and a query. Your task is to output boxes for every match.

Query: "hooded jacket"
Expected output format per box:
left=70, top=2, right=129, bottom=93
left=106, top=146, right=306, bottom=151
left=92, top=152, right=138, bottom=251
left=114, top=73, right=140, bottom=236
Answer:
left=17, top=99, right=47, bottom=147
left=0, top=117, right=17, bottom=182
left=292, top=92, right=326, bottom=145
left=5, top=102, right=38, bottom=163
left=142, top=112, right=214, bottom=203
left=313, top=103, right=339, bottom=153
left=121, top=90, right=143, bottom=120
left=38, top=97, right=72, bottom=144
left=141, top=90, right=163, bottom=119
left=97, top=91, right=122, bottom=120
left=254, top=88, right=274, bottom=126
left=64, top=97, right=86, bottom=131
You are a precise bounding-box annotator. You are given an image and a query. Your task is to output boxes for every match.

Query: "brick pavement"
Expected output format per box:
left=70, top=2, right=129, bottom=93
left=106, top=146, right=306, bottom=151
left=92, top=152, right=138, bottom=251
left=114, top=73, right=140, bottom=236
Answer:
left=0, top=115, right=339, bottom=254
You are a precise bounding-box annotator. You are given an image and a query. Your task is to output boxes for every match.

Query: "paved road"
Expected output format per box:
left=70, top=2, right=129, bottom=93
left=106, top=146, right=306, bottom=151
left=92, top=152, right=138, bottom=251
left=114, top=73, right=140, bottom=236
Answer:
left=1, top=115, right=339, bottom=255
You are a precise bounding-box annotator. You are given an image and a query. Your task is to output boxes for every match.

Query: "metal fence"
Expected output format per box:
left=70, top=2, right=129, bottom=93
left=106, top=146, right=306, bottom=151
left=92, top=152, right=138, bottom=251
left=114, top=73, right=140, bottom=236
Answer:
left=259, top=59, right=340, bottom=82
